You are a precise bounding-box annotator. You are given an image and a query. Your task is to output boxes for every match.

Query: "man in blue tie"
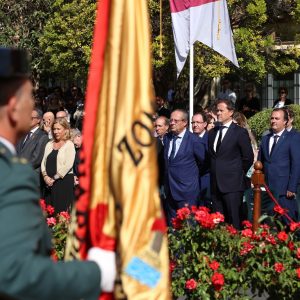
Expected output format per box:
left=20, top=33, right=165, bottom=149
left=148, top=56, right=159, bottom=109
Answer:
left=258, top=108, right=300, bottom=222
left=163, top=109, right=206, bottom=226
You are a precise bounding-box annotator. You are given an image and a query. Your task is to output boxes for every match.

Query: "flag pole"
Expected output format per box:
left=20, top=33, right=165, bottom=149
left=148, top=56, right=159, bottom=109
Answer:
left=189, top=43, right=194, bottom=131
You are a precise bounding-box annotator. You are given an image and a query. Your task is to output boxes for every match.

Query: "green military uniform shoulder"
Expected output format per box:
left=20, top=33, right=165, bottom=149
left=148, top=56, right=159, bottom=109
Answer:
left=11, top=156, right=28, bottom=164
left=0, top=145, right=28, bottom=166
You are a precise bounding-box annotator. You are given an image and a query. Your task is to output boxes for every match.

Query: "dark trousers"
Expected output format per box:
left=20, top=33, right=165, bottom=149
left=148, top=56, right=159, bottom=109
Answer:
left=212, top=188, right=243, bottom=229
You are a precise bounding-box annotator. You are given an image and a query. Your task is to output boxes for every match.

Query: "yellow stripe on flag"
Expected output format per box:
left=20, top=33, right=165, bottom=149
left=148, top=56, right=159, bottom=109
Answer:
left=87, top=0, right=170, bottom=298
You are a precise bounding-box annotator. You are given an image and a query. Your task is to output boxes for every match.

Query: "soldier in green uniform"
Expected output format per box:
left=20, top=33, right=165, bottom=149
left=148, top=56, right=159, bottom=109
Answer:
left=0, top=48, right=115, bottom=300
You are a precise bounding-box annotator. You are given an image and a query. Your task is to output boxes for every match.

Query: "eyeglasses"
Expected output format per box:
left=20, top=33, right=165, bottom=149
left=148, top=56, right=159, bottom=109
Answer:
left=280, top=91, right=286, bottom=94
left=191, top=121, right=205, bottom=125
left=170, top=119, right=184, bottom=123
left=31, top=116, right=39, bottom=120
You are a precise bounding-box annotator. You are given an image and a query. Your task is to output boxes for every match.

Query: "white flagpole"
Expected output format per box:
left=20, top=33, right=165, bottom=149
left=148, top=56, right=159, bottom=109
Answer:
left=189, top=43, right=194, bottom=131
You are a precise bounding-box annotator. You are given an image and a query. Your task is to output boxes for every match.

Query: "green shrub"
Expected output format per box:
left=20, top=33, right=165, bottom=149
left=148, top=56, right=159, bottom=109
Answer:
left=248, top=104, right=300, bottom=143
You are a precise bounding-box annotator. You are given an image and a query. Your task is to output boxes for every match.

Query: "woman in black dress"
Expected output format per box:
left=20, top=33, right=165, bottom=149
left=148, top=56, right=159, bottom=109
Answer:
left=41, top=118, right=75, bottom=213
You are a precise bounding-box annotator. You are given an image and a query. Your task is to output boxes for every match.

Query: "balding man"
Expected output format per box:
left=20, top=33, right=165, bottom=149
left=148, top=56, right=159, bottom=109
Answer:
left=43, top=111, right=55, bottom=139
left=164, top=109, right=206, bottom=226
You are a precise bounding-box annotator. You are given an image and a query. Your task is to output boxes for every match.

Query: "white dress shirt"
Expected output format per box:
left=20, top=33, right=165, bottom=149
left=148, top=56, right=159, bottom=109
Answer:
left=268, top=129, right=285, bottom=154
left=213, top=120, right=232, bottom=152
left=168, top=128, right=186, bottom=159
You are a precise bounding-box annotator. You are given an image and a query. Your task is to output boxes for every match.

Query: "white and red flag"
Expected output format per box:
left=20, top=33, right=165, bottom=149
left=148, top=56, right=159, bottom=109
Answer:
left=170, top=0, right=239, bottom=76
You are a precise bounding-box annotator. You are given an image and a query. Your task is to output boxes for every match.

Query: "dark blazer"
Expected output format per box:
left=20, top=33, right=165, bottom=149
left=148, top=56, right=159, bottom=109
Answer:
left=16, top=127, right=49, bottom=172
left=0, top=141, right=100, bottom=300
left=164, top=130, right=206, bottom=202
left=208, top=122, right=254, bottom=193
left=258, top=129, right=300, bottom=195
left=273, top=98, right=293, bottom=108
left=156, top=138, right=165, bottom=187
left=199, top=131, right=210, bottom=193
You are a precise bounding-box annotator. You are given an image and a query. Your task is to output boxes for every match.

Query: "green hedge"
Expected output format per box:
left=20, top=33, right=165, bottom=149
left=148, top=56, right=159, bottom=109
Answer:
left=248, top=104, right=300, bottom=143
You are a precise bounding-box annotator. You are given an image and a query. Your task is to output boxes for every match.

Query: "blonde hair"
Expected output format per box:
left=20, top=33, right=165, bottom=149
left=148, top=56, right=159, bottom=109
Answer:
left=52, top=117, right=71, bottom=141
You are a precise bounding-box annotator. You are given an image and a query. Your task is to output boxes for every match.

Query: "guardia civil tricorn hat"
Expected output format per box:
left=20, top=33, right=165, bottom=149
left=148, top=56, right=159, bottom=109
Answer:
left=0, top=48, right=30, bottom=78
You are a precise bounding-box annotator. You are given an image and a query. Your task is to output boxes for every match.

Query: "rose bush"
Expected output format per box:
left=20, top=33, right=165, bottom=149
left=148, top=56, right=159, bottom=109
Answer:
left=40, top=199, right=70, bottom=260
left=169, top=206, right=300, bottom=299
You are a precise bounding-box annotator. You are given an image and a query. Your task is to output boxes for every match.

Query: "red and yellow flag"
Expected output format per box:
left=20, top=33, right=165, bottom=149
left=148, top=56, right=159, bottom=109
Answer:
left=66, top=0, right=170, bottom=299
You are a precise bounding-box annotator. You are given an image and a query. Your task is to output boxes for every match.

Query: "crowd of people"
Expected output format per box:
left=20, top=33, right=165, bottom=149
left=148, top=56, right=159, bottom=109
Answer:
left=153, top=91, right=300, bottom=230
left=15, top=86, right=84, bottom=214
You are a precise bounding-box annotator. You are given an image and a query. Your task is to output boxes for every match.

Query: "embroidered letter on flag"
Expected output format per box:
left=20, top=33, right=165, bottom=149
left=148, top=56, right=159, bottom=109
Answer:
left=170, top=0, right=239, bottom=76
left=65, top=0, right=170, bottom=299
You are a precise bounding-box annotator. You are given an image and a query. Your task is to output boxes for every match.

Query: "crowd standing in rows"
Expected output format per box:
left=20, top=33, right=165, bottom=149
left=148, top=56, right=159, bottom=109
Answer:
left=154, top=85, right=300, bottom=230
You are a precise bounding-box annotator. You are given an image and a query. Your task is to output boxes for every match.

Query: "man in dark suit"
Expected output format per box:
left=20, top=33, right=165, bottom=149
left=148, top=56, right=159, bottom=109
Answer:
left=258, top=108, right=300, bottom=222
left=208, top=99, right=253, bottom=229
left=16, top=108, right=49, bottom=194
left=164, top=109, right=206, bottom=226
left=191, top=112, right=211, bottom=208
left=0, top=48, right=115, bottom=300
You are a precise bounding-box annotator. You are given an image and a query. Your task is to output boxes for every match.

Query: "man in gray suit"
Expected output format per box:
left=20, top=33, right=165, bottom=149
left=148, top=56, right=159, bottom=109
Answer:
left=16, top=108, right=49, bottom=194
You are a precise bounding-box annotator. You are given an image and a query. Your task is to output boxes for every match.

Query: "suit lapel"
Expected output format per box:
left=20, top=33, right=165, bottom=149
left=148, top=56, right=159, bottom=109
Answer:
left=270, top=130, right=287, bottom=157
left=218, top=123, right=235, bottom=151
left=209, top=128, right=218, bottom=154
left=174, top=130, right=188, bottom=160
left=265, top=134, right=272, bottom=159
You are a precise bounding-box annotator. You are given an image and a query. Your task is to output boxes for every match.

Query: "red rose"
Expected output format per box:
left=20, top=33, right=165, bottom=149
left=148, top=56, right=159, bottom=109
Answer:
left=46, top=205, right=55, bottom=215
left=59, top=211, right=70, bottom=220
left=288, top=241, right=295, bottom=251
left=194, top=210, right=215, bottom=229
left=242, top=220, right=252, bottom=228
left=169, top=261, right=176, bottom=273
left=240, top=241, right=254, bottom=256
left=191, top=206, right=198, bottom=213
left=176, top=207, right=190, bottom=220
left=273, top=205, right=285, bottom=215
left=296, top=268, right=300, bottom=279
left=241, top=228, right=253, bottom=238
left=209, top=260, right=220, bottom=271
left=226, top=225, right=238, bottom=235
left=198, top=206, right=210, bottom=213
left=211, top=212, right=225, bottom=224
left=290, top=222, right=300, bottom=232
left=211, top=272, right=225, bottom=291
left=47, top=217, right=56, bottom=226
left=260, top=224, right=270, bottom=230
left=266, top=235, right=277, bottom=245
left=274, top=262, right=284, bottom=273
left=185, top=279, right=197, bottom=290
left=39, top=199, right=47, bottom=212
left=296, top=248, right=300, bottom=259
left=171, top=217, right=182, bottom=230
left=277, top=231, right=288, bottom=242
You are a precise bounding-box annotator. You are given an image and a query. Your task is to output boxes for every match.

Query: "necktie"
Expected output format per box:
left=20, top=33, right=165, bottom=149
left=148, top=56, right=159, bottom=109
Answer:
left=22, top=132, right=32, bottom=148
left=270, top=135, right=279, bottom=156
left=216, top=126, right=225, bottom=152
left=169, top=136, right=178, bottom=161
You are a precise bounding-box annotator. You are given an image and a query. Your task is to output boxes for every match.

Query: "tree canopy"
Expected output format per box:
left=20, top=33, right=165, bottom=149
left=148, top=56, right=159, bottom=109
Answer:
left=0, top=0, right=299, bottom=92
left=39, top=0, right=96, bottom=83
left=150, top=0, right=300, bottom=101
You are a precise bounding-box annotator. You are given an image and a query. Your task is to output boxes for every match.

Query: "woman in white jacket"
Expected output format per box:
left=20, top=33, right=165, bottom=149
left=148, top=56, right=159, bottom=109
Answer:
left=41, top=117, right=75, bottom=213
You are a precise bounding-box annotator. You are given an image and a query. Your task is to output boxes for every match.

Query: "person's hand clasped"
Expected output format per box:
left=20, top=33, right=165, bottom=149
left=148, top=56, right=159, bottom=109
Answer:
left=44, top=175, right=54, bottom=187
left=287, top=190, right=296, bottom=199
left=87, top=247, right=116, bottom=292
